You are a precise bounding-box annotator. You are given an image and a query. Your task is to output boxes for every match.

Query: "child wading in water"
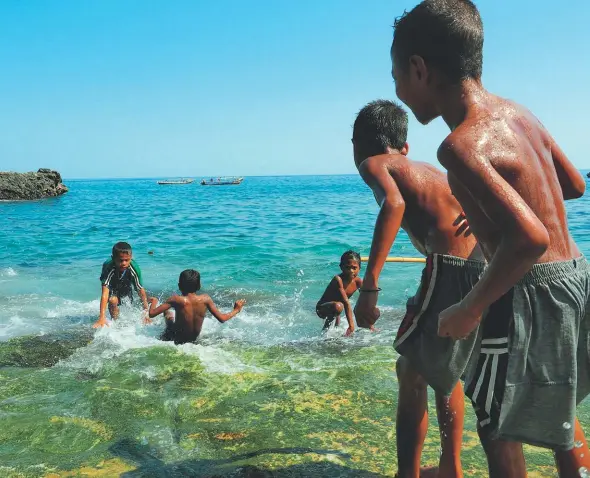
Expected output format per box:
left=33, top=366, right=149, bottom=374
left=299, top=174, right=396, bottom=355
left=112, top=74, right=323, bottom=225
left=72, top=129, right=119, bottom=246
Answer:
left=94, top=241, right=149, bottom=328
left=316, top=250, right=363, bottom=336
left=148, top=269, right=245, bottom=344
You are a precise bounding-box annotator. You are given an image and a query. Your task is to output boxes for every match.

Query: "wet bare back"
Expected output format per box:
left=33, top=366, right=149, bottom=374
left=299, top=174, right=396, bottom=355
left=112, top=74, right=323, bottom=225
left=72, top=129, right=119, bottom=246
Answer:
left=442, top=97, right=580, bottom=263
left=169, top=294, right=210, bottom=343
left=364, top=154, right=481, bottom=259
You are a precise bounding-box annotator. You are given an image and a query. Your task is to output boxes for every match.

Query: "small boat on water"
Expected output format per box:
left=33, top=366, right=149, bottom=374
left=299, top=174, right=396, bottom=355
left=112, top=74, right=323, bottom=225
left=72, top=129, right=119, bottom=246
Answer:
left=200, top=177, right=244, bottom=186
left=157, top=178, right=195, bottom=185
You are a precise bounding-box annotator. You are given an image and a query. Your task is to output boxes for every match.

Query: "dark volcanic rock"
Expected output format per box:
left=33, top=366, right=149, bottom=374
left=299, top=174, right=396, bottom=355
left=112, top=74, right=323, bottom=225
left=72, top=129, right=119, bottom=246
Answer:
left=0, top=168, right=68, bottom=200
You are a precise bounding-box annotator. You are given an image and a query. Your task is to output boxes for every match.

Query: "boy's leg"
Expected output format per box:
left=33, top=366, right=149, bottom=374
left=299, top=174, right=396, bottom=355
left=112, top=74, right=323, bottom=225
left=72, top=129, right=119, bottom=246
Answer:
left=554, top=418, right=590, bottom=478
left=435, top=382, right=464, bottom=478
left=396, top=356, right=429, bottom=478
left=478, top=432, right=526, bottom=478
left=108, top=296, right=120, bottom=320
left=317, top=302, right=343, bottom=330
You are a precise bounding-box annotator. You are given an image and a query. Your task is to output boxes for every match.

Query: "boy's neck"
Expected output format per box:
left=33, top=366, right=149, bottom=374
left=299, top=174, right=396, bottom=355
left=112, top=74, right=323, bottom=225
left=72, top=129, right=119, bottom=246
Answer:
left=362, top=149, right=406, bottom=164
left=340, top=273, right=354, bottom=283
left=436, top=77, right=487, bottom=131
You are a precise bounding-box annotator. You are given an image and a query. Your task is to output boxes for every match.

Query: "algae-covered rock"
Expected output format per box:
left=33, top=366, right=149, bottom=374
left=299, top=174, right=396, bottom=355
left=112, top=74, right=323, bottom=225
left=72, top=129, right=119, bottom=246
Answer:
left=0, top=330, right=93, bottom=367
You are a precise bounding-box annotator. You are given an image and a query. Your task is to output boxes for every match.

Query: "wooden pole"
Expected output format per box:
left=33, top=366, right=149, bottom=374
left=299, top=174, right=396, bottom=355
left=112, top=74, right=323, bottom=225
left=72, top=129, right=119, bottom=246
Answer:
left=360, top=256, right=426, bottom=263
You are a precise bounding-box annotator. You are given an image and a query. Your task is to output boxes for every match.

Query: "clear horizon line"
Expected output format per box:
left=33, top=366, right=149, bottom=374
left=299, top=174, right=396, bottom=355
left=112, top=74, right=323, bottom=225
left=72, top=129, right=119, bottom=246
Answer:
left=62, top=172, right=362, bottom=181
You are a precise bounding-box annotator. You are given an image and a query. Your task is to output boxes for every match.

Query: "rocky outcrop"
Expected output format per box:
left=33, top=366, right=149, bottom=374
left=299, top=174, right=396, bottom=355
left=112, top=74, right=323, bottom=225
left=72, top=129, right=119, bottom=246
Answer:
left=0, top=168, right=68, bottom=200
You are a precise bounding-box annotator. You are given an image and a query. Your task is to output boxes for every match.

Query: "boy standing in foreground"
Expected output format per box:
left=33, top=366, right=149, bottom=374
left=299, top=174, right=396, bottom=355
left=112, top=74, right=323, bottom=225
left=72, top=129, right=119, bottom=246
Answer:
left=391, top=1, right=589, bottom=476
left=93, top=242, right=149, bottom=328
left=352, top=99, right=484, bottom=478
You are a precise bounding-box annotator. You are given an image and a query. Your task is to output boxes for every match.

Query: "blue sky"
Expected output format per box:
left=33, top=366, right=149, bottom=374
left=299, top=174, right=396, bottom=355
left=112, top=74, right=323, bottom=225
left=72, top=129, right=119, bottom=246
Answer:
left=0, top=0, right=588, bottom=179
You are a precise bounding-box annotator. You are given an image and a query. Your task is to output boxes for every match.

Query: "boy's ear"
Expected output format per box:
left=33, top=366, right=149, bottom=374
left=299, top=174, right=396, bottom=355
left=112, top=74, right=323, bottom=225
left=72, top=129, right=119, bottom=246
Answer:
left=409, top=55, right=427, bottom=81
left=401, top=142, right=410, bottom=156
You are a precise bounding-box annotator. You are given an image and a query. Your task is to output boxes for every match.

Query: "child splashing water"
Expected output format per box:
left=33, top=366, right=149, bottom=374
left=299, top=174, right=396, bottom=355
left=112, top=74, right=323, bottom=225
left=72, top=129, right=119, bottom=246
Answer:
left=316, top=250, right=363, bottom=336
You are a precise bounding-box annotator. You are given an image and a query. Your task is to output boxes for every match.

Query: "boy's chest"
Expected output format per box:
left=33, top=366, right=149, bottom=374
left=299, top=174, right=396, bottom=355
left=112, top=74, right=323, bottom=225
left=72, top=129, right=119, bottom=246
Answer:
left=342, top=281, right=358, bottom=297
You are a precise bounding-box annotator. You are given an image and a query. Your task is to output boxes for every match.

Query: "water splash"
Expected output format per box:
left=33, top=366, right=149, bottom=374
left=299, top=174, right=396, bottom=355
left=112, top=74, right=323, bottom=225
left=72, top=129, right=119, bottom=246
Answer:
left=0, top=267, right=17, bottom=277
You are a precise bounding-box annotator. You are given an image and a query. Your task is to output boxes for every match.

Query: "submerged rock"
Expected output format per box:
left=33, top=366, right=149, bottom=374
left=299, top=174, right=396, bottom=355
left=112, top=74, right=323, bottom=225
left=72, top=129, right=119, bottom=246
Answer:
left=0, top=329, right=93, bottom=367
left=0, top=168, right=68, bottom=200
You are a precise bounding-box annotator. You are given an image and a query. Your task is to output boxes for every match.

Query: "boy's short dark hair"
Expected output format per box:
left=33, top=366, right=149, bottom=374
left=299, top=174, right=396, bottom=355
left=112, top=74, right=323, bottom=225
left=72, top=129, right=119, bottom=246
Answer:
left=179, top=269, right=201, bottom=293
left=341, top=250, right=361, bottom=265
left=353, top=100, right=408, bottom=151
left=112, top=242, right=132, bottom=257
left=392, top=0, right=483, bottom=83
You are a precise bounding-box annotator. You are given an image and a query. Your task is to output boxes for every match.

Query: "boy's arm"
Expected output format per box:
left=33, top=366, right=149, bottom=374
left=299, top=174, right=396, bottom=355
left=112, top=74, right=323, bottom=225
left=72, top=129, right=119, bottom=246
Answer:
left=335, top=276, right=355, bottom=337
left=437, top=140, right=549, bottom=338
left=148, top=296, right=174, bottom=318
left=93, top=285, right=111, bottom=328
left=130, top=262, right=149, bottom=310
left=550, top=138, right=585, bottom=200
left=205, top=296, right=245, bottom=323
left=355, top=158, right=405, bottom=328
left=138, top=288, right=151, bottom=324
left=130, top=262, right=150, bottom=323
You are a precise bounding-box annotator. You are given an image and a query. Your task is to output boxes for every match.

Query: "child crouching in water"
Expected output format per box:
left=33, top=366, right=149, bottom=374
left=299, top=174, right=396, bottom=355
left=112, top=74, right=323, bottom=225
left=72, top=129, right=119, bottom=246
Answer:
left=316, top=250, right=363, bottom=336
left=148, top=269, right=245, bottom=345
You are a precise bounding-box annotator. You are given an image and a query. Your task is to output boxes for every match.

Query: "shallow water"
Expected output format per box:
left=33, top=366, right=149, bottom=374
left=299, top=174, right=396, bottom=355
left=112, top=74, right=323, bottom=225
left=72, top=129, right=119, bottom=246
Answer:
left=1, top=174, right=589, bottom=476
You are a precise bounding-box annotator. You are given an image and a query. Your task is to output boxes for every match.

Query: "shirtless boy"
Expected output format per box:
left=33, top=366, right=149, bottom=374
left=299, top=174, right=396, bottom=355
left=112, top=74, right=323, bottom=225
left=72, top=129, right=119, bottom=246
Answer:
left=352, top=99, right=484, bottom=478
left=390, top=1, right=589, bottom=476
left=316, top=250, right=363, bottom=336
left=148, top=269, right=245, bottom=344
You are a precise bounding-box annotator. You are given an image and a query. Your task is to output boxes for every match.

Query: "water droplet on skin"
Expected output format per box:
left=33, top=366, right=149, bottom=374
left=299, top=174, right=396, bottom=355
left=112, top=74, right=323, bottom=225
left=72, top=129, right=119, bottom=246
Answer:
left=576, top=440, right=584, bottom=448
left=563, top=422, right=572, bottom=430
left=578, top=466, right=589, bottom=477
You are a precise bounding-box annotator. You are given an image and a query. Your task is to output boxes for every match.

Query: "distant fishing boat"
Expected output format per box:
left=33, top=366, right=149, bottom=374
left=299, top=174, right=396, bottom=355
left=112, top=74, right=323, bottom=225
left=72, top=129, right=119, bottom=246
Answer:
left=200, top=177, right=244, bottom=186
left=157, top=178, right=195, bottom=185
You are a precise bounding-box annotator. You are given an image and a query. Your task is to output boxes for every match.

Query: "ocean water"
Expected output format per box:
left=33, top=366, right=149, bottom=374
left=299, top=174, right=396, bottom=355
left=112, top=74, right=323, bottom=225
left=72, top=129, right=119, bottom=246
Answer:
left=1, top=174, right=589, bottom=477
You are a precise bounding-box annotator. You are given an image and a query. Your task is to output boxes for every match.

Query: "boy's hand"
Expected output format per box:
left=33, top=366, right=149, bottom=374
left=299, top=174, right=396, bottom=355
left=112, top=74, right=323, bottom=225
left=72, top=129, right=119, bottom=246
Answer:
left=344, top=326, right=354, bottom=337
left=92, top=317, right=109, bottom=328
left=142, top=312, right=153, bottom=325
left=453, top=210, right=472, bottom=237
left=354, top=292, right=381, bottom=328
left=149, top=297, right=158, bottom=305
left=438, top=302, right=481, bottom=340
left=234, top=299, right=246, bottom=311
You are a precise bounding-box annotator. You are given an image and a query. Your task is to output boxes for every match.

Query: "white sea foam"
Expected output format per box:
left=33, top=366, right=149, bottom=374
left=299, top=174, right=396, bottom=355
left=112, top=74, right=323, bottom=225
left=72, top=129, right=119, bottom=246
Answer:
left=0, top=267, right=17, bottom=277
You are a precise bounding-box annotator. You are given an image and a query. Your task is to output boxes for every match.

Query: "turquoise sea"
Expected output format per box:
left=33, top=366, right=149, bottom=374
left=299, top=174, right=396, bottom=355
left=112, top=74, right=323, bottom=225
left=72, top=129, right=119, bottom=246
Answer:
left=1, top=174, right=590, bottom=477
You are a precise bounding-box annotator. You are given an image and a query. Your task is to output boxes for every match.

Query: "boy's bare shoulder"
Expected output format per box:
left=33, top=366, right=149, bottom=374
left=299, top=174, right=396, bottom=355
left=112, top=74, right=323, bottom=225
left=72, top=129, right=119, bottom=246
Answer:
left=439, top=99, right=547, bottom=170
left=167, top=294, right=184, bottom=304
left=193, top=293, right=212, bottom=303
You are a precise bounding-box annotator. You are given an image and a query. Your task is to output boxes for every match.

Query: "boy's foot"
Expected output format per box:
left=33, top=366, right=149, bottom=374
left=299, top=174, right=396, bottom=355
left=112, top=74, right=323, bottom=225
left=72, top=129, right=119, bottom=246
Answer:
left=420, top=467, right=439, bottom=478
left=394, top=467, right=439, bottom=478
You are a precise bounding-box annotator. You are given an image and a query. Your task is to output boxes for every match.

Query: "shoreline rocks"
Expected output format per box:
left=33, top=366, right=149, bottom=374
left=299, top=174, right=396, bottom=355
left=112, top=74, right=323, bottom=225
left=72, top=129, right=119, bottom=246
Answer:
left=0, top=168, right=68, bottom=200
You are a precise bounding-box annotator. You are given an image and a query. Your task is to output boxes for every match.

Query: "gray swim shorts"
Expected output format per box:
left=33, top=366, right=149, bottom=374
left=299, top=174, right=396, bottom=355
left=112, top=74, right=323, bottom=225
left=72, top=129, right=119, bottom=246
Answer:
left=464, top=256, right=590, bottom=450
left=394, top=254, right=485, bottom=396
